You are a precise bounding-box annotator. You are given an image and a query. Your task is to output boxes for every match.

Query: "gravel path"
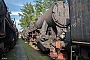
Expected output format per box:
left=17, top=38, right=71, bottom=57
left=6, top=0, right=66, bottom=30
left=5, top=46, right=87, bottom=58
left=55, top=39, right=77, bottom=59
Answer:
left=15, top=39, right=28, bottom=60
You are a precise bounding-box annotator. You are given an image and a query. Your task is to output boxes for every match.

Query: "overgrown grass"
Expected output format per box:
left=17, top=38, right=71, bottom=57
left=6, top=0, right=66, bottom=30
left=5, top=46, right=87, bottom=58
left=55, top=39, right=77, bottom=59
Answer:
left=21, top=39, right=35, bottom=60
left=2, top=48, right=16, bottom=60
left=21, top=38, right=51, bottom=60
left=2, top=40, right=19, bottom=60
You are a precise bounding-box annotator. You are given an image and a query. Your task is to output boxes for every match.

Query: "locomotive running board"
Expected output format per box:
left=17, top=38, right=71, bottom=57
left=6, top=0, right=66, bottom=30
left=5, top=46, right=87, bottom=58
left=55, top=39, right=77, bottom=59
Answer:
left=72, top=41, right=90, bottom=45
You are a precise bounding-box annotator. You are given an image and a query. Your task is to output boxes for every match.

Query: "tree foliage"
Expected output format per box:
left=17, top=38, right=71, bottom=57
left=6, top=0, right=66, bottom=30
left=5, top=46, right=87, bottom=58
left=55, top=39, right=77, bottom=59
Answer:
left=19, top=0, right=63, bottom=30
left=19, top=2, right=35, bottom=29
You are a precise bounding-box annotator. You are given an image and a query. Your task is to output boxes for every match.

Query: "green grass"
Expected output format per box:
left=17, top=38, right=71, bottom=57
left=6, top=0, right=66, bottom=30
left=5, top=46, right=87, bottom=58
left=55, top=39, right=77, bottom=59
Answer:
left=2, top=41, right=19, bottom=60
left=21, top=38, right=51, bottom=60
left=4, top=48, right=16, bottom=60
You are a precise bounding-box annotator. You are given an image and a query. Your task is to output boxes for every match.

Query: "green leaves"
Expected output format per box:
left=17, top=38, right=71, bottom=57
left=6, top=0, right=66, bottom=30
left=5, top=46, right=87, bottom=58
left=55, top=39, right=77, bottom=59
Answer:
left=19, top=2, right=35, bottom=29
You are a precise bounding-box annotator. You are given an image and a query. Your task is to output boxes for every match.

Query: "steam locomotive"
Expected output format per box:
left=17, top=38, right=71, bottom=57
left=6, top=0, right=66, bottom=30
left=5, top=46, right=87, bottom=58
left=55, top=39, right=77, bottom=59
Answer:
left=21, top=0, right=90, bottom=60
left=0, top=0, right=18, bottom=59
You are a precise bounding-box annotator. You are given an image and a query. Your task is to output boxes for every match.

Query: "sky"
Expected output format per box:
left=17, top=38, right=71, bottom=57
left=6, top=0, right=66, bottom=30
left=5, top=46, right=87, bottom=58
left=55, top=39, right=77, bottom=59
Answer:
left=4, top=0, right=34, bottom=32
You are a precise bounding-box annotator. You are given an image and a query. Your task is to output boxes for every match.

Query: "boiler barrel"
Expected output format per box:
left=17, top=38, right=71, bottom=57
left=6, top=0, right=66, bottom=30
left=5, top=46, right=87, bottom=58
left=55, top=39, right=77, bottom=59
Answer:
left=34, top=6, right=54, bottom=29
left=69, top=0, right=90, bottom=43
left=34, top=1, right=69, bottom=29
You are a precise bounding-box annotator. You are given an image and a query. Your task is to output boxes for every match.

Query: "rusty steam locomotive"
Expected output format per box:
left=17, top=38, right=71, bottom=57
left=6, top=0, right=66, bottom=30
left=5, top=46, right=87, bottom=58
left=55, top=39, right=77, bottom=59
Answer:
left=21, top=0, right=90, bottom=60
left=0, top=0, right=18, bottom=59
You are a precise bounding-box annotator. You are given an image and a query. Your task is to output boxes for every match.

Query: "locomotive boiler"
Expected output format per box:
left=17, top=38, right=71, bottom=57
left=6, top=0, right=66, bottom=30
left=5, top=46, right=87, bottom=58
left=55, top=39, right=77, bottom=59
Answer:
left=34, top=1, right=70, bottom=28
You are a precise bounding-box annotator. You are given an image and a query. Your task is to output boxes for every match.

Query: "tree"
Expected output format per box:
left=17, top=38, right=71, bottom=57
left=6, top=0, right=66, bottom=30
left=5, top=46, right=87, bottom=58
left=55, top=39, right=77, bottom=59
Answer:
left=19, top=2, right=35, bottom=29
left=33, top=0, right=43, bottom=16
left=34, top=0, right=64, bottom=16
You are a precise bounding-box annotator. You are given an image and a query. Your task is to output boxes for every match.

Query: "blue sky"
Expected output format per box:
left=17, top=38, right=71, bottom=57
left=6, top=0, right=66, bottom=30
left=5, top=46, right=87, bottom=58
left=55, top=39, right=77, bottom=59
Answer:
left=4, top=0, right=34, bottom=32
